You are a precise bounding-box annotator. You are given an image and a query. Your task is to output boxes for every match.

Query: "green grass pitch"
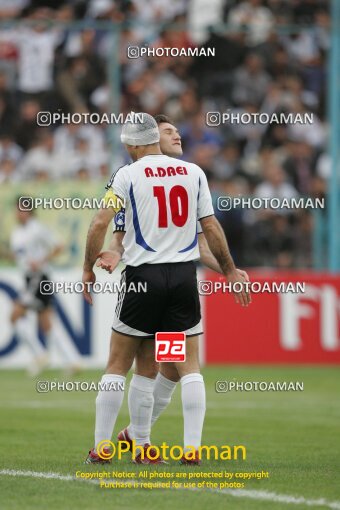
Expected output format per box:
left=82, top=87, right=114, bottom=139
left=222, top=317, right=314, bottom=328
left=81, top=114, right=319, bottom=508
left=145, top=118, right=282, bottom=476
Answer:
left=0, top=366, right=339, bottom=510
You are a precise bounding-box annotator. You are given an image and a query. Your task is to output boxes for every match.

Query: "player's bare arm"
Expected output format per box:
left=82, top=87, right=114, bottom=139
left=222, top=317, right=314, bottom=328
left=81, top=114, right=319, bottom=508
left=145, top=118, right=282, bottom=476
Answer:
left=200, top=216, right=252, bottom=307
left=82, top=206, right=117, bottom=304
left=198, top=232, right=249, bottom=281
left=96, top=231, right=124, bottom=274
left=198, top=233, right=221, bottom=273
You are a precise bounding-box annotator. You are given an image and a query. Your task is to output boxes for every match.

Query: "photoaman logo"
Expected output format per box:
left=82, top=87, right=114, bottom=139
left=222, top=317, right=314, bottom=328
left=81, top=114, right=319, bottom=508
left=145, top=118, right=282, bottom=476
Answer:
left=155, top=332, right=186, bottom=362
left=96, top=440, right=246, bottom=462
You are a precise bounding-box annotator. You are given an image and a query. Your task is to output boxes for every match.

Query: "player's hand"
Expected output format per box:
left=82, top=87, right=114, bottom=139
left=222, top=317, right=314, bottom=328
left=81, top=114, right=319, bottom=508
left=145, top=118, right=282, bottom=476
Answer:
left=236, top=268, right=249, bottom=282
left=96, top=250, right=121, bottom=274
left=82, top=269, right=96, bottom=305
left=226, top=269, right=251, bottom=307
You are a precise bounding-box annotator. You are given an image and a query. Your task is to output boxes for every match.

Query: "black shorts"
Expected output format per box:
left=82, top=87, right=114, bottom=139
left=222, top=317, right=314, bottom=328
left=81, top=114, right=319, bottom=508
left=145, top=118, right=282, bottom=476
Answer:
left=18, top=272, right=53, bottom=311
left=112, top=261, right=202, bottom=338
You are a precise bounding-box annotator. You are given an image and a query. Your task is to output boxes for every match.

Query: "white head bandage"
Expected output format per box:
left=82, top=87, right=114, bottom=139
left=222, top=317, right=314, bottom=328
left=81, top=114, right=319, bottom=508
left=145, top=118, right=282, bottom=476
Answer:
left=120, top=112, right=160, bottom=146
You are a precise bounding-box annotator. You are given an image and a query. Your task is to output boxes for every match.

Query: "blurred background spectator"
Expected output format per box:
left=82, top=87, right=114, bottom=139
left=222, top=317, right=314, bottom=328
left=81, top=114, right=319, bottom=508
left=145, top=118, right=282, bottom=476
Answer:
left=0, top=0, right=330, bottom=269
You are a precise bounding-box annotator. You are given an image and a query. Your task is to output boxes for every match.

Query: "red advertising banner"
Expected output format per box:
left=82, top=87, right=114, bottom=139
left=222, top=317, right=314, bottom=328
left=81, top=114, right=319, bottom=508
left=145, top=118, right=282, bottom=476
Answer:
left=203, top=271, right=340, bottom=364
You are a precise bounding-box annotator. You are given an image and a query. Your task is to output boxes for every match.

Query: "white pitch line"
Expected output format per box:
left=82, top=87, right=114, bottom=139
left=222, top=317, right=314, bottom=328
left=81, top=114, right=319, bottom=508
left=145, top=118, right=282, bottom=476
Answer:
left=1, top=469, right=340, bottom=509
left=0, top=469, right=96, bottom=485
left=213, top=488, right=340, bottom=510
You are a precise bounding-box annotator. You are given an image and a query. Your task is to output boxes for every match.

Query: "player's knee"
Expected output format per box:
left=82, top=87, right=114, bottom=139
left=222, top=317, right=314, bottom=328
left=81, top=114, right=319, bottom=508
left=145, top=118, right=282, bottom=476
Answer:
left=135, top=362, right=158, bottom=379
left=107, top=349, right=133, bottom=375
left=39, top=321, right=51, bottom=334
left=176, top=363, right=200, bottom=378
left=134, top=351, right=158, bottom=378
left=106, top=355, right=134, bottom=376
left=106, top=364, right=130, bottom=376
left=38, top=311, right=51, bottom=332
left=136, top=367, right=158, bottom=379
left=10, top=306, right=25, bottom=323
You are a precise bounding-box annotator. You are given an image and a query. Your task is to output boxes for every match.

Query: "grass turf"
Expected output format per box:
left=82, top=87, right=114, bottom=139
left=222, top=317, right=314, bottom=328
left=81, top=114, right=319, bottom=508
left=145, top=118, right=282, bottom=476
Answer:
left=0, top=366, right=339, bottom=510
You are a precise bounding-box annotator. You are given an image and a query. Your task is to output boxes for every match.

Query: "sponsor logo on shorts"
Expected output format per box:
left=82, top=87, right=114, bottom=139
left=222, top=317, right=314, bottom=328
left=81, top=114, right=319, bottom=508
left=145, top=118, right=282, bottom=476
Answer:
left=155, top=332, right=186, bottom=362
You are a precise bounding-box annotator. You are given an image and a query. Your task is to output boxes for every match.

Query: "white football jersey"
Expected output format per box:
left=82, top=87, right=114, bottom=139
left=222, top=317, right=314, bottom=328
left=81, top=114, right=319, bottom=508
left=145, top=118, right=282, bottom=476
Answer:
left=11, top=218, right=58, bottom=273
left=106, top=154, right=214, bottom=266
left=112, top=216, right=203, bottom=234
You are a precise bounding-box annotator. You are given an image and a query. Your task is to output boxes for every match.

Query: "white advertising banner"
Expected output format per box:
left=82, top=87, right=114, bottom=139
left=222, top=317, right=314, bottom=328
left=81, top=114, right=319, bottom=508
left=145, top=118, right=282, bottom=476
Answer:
left=0, top=268, right=120, bottom=368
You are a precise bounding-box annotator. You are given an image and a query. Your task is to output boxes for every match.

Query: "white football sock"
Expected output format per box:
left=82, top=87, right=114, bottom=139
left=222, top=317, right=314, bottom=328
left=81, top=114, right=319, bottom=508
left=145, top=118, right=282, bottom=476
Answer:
left=181, top=373, right=206, bottom=451
left=94, top=374, right=126, bottom=451
left=14, top=316, right=46, bottom=357
left=127, top=374, right=155, bottom=446
left=151, top=372, right=177, bottom=425
left=127, top=373, right=177, bottom=438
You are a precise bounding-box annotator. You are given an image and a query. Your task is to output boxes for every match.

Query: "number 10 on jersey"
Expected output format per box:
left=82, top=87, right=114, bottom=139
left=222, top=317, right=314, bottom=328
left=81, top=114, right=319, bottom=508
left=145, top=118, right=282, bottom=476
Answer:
left=153, top=185, right=189, bottom=228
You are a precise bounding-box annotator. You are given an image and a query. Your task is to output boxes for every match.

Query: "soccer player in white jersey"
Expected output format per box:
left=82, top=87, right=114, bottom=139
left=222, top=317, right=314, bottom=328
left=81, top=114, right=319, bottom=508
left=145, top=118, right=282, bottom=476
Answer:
left=10, top=198, right=81, bottom=374
left=83, top=113, right=251, bottom=464
left=96, top=115, right=249, bottom=458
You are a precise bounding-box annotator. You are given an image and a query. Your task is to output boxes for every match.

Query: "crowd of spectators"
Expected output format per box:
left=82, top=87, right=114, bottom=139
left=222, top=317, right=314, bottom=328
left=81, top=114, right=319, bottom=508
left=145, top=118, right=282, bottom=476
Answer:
left=0, top=0, right=330, bottom=268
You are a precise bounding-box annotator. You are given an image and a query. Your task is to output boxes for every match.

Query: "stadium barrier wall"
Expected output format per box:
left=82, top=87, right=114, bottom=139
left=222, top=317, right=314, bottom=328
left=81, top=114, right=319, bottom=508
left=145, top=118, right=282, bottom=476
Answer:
left=204, top=271, right=340, bottom=364
left=0, top=268, right=117, bottom=368
left=0, top=269, right=339, bottom=367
